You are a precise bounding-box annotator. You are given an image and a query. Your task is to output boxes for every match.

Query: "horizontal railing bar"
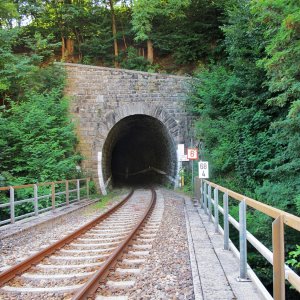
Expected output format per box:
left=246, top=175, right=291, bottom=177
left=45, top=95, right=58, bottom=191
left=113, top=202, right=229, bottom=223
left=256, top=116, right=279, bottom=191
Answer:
left=0, top=219, right=10, bottom=225
left=68, top=179, right=78, bottom=183
left=0, top=203, right=9, bottom=208
left=11, top=184, right=34, bottom=189
left=38, top=207, right=52, bottom=213
left=55, top=191, right=66, bottom=196
left=287, top=271, right=300, bottom=293
left=36, top=182, right=53, bottom=187
left=14, top=198, right=34, bottom=205
left=0, top=187, right=10, bottom=191
left=69, top=199, right=79, bottom=204
left=37, top=194, right=51, bottom=200
left=15, top=212, right=35, bottom=221
left=55, top=202, right=67, bottom=208
left=1, top=178, right=90, bottom=190
left=209, top=195, right=300, bottom=292
left=205, top=180, right=300, bottom=232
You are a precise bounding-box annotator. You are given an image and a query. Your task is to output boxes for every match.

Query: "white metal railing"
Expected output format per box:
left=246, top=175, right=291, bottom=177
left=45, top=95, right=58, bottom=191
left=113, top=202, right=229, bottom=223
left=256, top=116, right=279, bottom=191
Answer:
left=195, top=178, right=300, bottom=300
left=0, top=178, right=91, bottom=226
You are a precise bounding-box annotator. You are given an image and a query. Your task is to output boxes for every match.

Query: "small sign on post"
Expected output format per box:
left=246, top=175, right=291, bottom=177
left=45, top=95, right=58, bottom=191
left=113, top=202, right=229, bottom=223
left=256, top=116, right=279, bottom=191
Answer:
left=199, top=161, right=209, bottom=178
left=179, top=155, right=189, bottom=162
left=177, top=144, right=189, bottom=161
left=187, top=148, right=198, bottom=160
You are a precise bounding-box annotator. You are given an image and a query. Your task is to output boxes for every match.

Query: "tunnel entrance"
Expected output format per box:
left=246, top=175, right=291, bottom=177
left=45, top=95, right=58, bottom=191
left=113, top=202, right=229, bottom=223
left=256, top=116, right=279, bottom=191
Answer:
left=102, top=115, right=177, bottom=187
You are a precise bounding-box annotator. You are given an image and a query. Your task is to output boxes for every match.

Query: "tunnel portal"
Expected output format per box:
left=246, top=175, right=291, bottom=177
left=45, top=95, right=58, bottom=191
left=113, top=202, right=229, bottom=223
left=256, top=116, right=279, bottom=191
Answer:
left=102, top=115, right=177, bottom=187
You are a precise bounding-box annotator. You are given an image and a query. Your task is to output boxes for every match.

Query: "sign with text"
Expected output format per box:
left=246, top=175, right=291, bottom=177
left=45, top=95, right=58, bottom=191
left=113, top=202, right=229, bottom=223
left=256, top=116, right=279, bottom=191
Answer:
left=177, top=144, right=184, bottom=157
left=198, top=161, right=209, bottom=178
left=179, top=155, right=189, bottom=162
left=177, top=144, right=189, bottom=161
left=187, top=148, right=198, bottom=160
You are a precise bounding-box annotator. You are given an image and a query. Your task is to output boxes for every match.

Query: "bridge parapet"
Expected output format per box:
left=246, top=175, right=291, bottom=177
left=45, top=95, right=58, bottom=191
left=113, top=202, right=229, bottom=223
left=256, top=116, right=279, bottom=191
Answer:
left=195, top=178, right=300, bottom=300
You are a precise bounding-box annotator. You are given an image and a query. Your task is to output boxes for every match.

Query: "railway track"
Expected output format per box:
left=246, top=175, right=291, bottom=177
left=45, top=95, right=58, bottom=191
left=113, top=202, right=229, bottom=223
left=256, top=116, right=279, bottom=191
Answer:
left=0, top=189, right=162, bottom=300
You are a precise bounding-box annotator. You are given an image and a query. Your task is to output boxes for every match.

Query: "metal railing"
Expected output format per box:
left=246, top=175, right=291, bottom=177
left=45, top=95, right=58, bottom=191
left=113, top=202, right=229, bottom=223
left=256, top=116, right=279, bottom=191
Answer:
left=195, top=178, right=300, bottom=300
left=0, top=178, right=91, bottom=226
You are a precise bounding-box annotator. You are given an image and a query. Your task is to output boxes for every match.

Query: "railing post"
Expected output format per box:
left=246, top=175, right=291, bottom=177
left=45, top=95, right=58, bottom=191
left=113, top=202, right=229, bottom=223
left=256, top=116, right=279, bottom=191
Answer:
left=204, top=182, right=207, bottom=214
left=66, top=180, right=69, bottom=206
left=9, top=187, right=15, bottom=224
left=51, top=182, right=55, bottom=210
left=239, top=200, right=248, bottom=280
left=200, top=179, right=203, bottom=208
left=77, top=179, right=80, bottom=201
left=223, top=192, right=229, bottom=250
left=272, top=215, right=285, bottom=300
left=208, top=184, right=212, bottom=221
left=86, top=178, right=90, bottom=199
left=214, top=188, right=219, bottom=233
left=33, top=184, right=38, bottom=216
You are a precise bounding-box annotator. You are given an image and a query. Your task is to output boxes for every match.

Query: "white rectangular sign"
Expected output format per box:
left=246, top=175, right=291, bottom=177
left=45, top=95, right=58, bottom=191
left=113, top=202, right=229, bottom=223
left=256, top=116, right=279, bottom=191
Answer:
left=198, top=161, right=209, bottom=178
left=179, top=154, right=189, bottom=162
left=177, top=144, right=185, bottom=157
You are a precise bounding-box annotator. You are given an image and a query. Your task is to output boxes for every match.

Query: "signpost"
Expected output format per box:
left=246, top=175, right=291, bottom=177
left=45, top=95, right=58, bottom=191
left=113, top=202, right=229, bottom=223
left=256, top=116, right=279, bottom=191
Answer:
left=188, top=147, right=198, bottom=192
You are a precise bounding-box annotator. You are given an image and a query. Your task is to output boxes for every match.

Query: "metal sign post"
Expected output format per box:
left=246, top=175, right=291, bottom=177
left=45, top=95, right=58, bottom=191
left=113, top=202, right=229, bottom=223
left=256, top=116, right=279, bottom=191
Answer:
left=187, top=146, right=198, bottom=193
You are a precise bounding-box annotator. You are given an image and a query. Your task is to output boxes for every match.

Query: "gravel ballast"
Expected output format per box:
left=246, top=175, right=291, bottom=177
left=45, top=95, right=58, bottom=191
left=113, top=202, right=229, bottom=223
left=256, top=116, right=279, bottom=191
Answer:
left=126, top=189, right=194, bottom=300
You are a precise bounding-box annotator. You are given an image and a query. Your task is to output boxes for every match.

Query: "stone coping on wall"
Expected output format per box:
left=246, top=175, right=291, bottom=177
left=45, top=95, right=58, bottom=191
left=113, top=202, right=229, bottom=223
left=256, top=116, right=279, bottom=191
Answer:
left=55, top=62, right=191, bottom=80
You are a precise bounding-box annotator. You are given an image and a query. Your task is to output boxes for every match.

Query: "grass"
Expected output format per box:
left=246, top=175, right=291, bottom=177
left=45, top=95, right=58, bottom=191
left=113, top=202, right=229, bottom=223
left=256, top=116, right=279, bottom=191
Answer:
left=90, top=188, right=129, bottom=210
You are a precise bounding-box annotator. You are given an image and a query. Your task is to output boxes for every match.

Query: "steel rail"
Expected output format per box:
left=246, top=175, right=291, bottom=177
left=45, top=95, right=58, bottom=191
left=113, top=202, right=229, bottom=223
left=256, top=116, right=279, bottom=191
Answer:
left=72, top=188, right=157, bottom=300
left=0, top=189, right=134, bottom=286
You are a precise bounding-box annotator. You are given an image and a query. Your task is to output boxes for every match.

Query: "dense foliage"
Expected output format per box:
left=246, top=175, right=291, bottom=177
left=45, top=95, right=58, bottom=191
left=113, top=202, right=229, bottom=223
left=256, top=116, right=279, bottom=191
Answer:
left=188, top=0, right=300, bottom=295
left=0, top=27, right=80, bottom=186
left=0, top=0, right=227, bottom=73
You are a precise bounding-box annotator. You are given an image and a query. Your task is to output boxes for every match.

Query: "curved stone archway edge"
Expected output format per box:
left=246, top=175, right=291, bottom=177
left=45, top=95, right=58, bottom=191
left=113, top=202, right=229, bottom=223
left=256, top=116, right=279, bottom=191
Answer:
left=63, top=63, right=192, bottom=194
left=101, top=106, right=179, bottom=194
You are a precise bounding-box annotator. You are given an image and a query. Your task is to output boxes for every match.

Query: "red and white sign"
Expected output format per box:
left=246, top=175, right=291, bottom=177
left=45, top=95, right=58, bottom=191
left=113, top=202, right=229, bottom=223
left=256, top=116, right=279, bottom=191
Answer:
left=187, top=148, right=198, bottom=160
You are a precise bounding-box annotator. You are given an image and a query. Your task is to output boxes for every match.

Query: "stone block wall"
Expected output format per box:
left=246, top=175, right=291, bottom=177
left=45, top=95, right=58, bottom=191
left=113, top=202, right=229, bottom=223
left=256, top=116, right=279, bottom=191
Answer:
left=62, top=63, right=192, bottom=191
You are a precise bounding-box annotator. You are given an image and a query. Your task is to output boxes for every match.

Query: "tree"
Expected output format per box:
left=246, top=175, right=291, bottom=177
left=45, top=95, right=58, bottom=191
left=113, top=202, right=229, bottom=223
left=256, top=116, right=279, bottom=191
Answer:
left=108, top=0, right=119, bottom=67
left=0, top=27, right=81, bottom=185
left=131, top=0, right=190, bottom=63
left=0, top=0, right=18, bottom=28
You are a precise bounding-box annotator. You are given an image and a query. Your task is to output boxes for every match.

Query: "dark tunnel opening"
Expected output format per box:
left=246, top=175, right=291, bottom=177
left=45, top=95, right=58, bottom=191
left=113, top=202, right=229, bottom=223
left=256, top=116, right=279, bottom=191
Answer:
left=102, top=115, right=177, bottom=187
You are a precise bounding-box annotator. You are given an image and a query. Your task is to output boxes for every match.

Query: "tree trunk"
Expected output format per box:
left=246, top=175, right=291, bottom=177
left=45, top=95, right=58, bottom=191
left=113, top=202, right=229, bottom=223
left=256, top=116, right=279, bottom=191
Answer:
left=61, top=36, right=66, bottom=60
left=66, top=38, right=74, bottom=61
left=147, top=40, right=154, bottom=64
left=109, top=0, right=119, bottom=68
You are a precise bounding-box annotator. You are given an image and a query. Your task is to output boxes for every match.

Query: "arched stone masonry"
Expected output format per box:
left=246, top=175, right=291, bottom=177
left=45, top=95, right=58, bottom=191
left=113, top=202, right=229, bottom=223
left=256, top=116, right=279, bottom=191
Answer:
left=63, top=63, right=192, bottom=194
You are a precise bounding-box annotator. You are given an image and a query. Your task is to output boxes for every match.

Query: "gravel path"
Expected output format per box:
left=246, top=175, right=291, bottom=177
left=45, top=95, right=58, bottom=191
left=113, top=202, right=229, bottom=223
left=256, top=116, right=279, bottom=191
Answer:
left=0, top=190, right=129, bottom=271
left=126, top=188, right=194, bottom=300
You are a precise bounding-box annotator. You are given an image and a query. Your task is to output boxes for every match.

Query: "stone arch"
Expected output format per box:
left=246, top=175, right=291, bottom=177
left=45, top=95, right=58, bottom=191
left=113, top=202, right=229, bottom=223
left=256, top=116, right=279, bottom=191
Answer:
left=104, top=103, right=180, bottom=138
left=98, top=103, right=180, bottom=194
